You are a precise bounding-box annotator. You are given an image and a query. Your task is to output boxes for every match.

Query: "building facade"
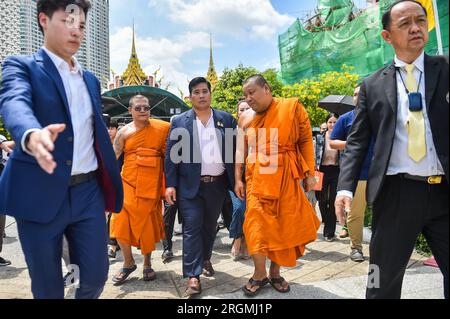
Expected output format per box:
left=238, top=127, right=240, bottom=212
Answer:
left=0, top=0, right=21, bottom=63
left=80, top=0, right=110, bottom=89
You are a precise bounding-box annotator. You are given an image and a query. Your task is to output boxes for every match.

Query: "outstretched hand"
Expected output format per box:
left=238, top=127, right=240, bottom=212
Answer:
left=27, top=124, right=66, bottom=174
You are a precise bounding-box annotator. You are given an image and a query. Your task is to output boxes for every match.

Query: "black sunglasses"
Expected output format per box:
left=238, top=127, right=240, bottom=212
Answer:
left=133, top=105, right=151, bottom=112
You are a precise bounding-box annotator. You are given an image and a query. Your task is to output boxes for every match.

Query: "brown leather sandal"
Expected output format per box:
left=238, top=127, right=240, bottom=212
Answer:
left=269, top=276, right=291, bottom=293
left=242, top=277, right=269, bottom=297
left=143, top=267, right=157, bottom=281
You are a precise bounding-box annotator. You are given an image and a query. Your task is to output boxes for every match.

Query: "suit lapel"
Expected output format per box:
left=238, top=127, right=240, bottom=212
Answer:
left=212, top=109, right=226, bottom=160
left=186, top=109, right=201, bottom=163
left=35, top=49, right=71, bottom=117
left=212, top=109, right=225, bottom=137
left=424, top=54, right=440, bottom=112
left=185, top=109, right=195, bottom=136
left=382, top=64, right=398, bottom=114
left=83, top=72, right=102, bottom=119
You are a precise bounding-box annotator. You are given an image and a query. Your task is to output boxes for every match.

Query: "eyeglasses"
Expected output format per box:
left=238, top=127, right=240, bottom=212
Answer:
left=133, top=105, right=151, bottom=112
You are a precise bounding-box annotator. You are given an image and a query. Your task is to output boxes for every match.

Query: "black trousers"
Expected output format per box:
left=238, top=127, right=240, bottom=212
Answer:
left=317, top=165, right=340, bottom=238
left=368, top=175, right=449, bottom=299
left=106, top=213, right=118, bottom=246
left=163, top=202, right=180, bottom=251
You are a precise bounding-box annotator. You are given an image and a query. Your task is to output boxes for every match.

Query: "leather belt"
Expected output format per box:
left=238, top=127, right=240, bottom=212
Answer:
left=69, top=171, right=98, bottom=187
left=400, top=173, right=445, bottom=185
left=200, top=175, right=224, bottom=184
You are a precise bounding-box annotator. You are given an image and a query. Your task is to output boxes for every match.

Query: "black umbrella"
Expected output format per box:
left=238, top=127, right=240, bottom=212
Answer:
left=318, top=95, right=355, bottom=115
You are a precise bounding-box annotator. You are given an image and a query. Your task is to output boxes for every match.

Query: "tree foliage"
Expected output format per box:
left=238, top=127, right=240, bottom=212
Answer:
left=211, top=64, right=359, bottom=126
left=0, top=117, right=11, bottom=140
left=282, top=65, right=359, bottom=127
left=211, top=64, right=284, bottom=115
left=0, top=68, right=12, bottom=140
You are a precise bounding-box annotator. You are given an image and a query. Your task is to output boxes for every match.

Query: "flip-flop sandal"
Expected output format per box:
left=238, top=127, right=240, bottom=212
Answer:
left=112, top=265, right=137, bottom=284
left=143, top=267, right=157, bottom=281
left=269, top=277, right=291, bottom=293
left=242, top=277, right=269, bottom=297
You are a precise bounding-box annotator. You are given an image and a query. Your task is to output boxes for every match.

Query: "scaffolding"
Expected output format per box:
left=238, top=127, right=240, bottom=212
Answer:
left=279, top=0, right=449, bottom=84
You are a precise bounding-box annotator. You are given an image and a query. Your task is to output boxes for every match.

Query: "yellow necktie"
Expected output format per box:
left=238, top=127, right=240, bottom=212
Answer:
left=405, top=64, right=426, bottom=162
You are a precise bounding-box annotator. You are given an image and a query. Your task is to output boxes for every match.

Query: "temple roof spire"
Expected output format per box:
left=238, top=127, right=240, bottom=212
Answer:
left=206, top=33, right=218, bottom=89
left=121, top=20, right=148, bottom=86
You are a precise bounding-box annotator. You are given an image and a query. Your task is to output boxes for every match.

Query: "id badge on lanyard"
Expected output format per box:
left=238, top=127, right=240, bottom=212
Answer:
left=397, top=67, right=423, bottom=112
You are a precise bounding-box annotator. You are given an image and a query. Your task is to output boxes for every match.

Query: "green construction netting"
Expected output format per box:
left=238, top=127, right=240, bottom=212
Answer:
left=319, top=0, right=354, bottom=27
left=279, top=0, right=449, bottom=85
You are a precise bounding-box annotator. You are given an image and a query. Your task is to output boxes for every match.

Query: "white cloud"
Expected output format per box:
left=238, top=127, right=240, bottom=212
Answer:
left=148, top=0, right=294, bottom=40
left=110, top=27, right=212, bottom=96
left=112, top=0, right=292, bottom=95
left=263, top=57, right=281, bottom=71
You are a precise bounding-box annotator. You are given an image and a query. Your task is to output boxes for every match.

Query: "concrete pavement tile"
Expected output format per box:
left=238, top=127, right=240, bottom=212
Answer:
left=1, top=217, right=444, bottom=299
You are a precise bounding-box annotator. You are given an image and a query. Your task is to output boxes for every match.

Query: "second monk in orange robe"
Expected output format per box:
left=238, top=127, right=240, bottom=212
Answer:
left=110, top=95, right=170, bottom=284
left=236, top=75, right=320, bottom=296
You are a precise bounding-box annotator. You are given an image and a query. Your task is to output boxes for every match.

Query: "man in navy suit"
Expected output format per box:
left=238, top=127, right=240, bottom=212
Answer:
left=0, top=0, right=123, bottom=299
left=165, top=77, right=237, bottom=297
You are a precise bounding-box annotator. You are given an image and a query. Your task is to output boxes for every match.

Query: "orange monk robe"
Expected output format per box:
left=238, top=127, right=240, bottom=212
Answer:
left=243, top=97, right=321, bottom=267
left=110, top=119, right=170, bottom=255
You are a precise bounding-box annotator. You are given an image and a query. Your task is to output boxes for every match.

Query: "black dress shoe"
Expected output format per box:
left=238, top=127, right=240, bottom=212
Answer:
left=202, top=260, right=215, bottom=277
left=0, top=257, right=11, bottom=267
left=162, top=250, right=174, bottom=263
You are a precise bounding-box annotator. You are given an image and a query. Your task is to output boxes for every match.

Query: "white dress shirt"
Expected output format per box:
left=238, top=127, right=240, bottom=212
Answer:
left=338, top=52, right=444, bottom=199
left=388, top=52, right=444, bottom=176
left=195, top=112, right=225, bottom=177
left=21, top=47, right=98, bottom=176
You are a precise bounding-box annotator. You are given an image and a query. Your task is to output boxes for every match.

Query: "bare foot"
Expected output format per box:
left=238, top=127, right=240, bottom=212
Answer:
left=231, top=238, right=242, bottom=259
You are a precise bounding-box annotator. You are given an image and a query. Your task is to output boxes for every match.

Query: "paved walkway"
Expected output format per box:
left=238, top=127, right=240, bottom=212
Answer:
left=0, top=215, right=444, bottom=299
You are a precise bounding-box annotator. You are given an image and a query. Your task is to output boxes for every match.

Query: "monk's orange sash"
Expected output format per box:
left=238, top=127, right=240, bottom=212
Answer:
left=247, top=98, right=309, bottom=201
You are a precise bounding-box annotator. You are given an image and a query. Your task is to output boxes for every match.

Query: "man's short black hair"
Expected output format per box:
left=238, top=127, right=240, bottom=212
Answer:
left=37, top=0, right=92, bottom=34
left=108, top=119, right=119, bottom=129
left=243, top=75, right=272, bottom=92
left=189, top=77, right=211, bottom=95
left=382, top=0, right=427, bottom=30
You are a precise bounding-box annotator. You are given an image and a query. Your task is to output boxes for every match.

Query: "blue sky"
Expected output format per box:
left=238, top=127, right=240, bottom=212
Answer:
left=109, top=0, right=366, bottom=96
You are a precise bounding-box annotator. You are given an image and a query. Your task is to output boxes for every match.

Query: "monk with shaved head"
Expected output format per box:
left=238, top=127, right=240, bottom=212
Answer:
left=110, top=95, right=170, bottom=284
left=236, top=75, right=320, bottom=296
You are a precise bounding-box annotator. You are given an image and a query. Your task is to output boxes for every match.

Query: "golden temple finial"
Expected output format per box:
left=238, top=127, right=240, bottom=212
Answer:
left=206, top=33, right=218, bottom=90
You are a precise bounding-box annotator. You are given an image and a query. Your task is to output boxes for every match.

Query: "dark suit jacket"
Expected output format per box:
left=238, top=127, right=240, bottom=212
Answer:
left=337, top=54, right=449, bottom=205
left=0, top=49, right=124, bottom=223
left=165, top=108, right=237, bottom=199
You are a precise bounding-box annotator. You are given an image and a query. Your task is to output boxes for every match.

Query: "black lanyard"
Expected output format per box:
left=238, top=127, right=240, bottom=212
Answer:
left=397, top=66, right=423, bottom=94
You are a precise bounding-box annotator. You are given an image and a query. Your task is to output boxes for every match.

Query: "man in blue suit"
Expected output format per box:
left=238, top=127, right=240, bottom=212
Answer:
left=165, top=77, right=237, bottom=297
left=0, top=0, right=123, bottom=299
